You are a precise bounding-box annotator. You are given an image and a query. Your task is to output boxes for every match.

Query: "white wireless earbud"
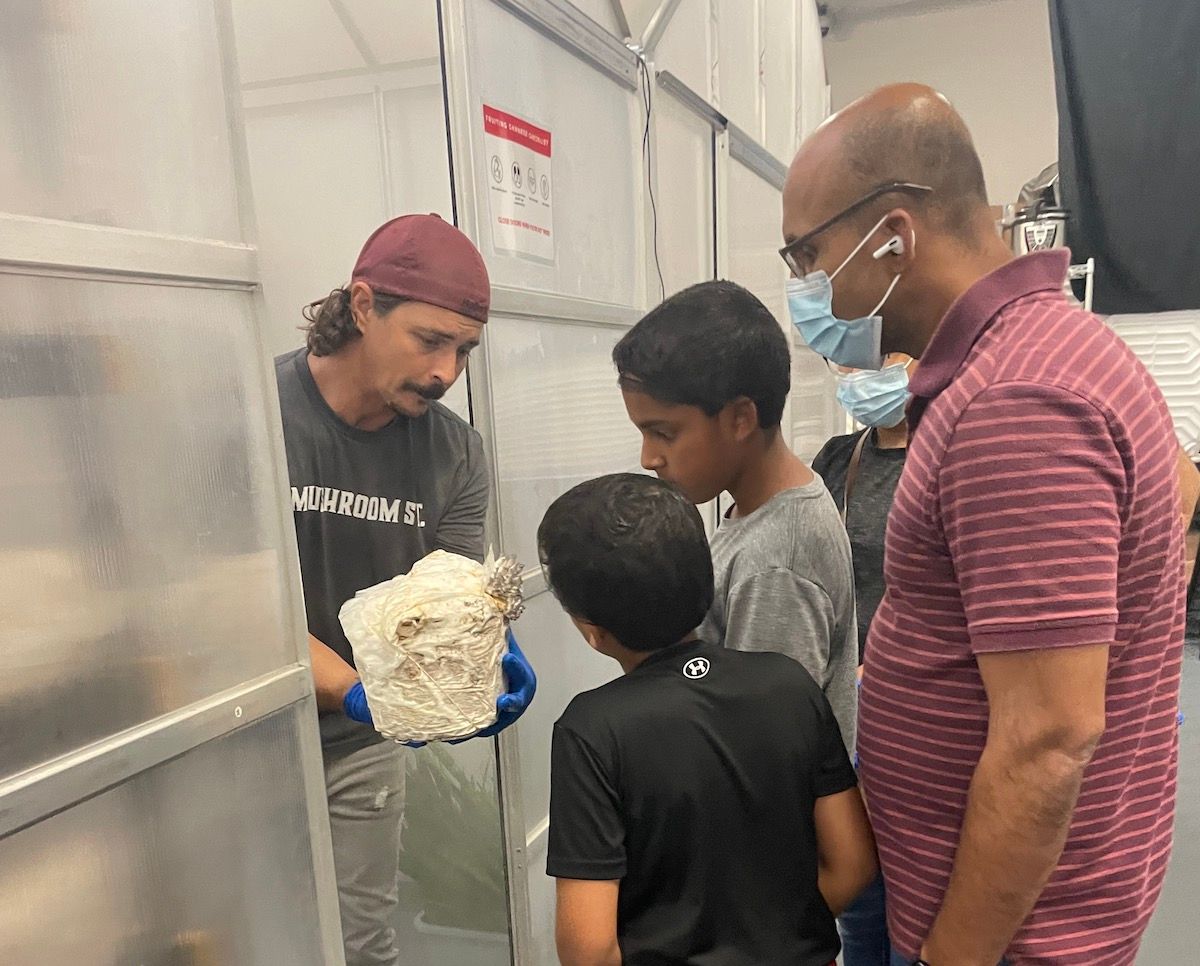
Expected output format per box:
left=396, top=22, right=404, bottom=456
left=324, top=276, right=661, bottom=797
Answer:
left=872, top=235, right=905, bottom=259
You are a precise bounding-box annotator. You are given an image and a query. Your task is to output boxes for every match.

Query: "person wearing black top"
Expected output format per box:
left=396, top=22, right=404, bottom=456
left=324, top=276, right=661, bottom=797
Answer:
left=538, top=473, right=876, bottom=966
left=811, top=353, right=915, bottom=966
left=812, top=356, right=914, bottom=668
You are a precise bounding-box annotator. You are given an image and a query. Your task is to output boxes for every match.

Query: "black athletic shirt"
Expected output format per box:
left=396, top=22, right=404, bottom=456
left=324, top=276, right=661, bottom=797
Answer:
left=548, top=639, right=856, bottom=965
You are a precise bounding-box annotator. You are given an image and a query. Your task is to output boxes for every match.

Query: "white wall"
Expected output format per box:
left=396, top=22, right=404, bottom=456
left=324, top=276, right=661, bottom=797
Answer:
left=823, top=0, right=1058, bottom=205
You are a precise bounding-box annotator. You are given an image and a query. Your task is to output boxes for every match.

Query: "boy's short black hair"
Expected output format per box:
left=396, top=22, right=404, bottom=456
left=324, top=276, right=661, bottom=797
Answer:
left=612, top=280, right=791, bottom=429
left=537, top=474, right=714, bottom=652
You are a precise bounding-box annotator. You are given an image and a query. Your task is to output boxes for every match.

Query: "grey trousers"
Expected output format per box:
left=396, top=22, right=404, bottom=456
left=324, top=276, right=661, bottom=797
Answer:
left=324, top=740, right=407, bottom=966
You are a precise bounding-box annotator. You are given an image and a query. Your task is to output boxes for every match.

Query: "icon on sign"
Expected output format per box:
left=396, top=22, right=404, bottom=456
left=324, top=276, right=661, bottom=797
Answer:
left=683, top=657, right=710, bottom=679
left=511, top=163, right=522, bottom=189
left=540, top=175, right=550, bottom=200
left=490, top=156, right=503, bottom=184
left=527, top=166, right=536, bottom=190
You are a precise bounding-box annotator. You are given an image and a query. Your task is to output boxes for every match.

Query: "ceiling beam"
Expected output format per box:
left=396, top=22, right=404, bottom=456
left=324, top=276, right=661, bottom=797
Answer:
left=327, top=0, right=380, bottom=67
left=641, top=0, right=685, bottom=57
left=608, top=0, right=634, bottom=42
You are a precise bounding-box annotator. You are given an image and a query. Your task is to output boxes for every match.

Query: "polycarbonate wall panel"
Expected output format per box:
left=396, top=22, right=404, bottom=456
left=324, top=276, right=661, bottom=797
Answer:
left=242, top=86, right=469, bottom=420
left=725, top=159, right=788, bottom=326
left=725, top=160, right=839, bottom=461
left=234, top=2, right=451, bottom=331
left=571, top=0, right=625, bottom=35
left=326, top=0, right=444, bottom=69
left=392, top=744, right=511, bottom=963
left=381, top=85, right=458, bottom=218
left=0, top=709, right=326, bottom=966
left=463, top=0, right=643, bottom=306
left=1107, top=310, right=1200, bottom=451
left=231, top=0, right=442, bottom=86
left=0, top=0, right=241, bottom=241
left=655, top=0, right=814, bottom=162
left=654, top=0, right=714, bottom=99
left=1, top=1, right=343, bottom=961
left=512, top=592, right=616, bottom=846
left=243, top=93, right=392, bottom=358
left=527, top=855, right=559, bottom=966
left=240, top=91, right=452, bottom=354
left=791, top=332, right=843, bottom=461
left=797, top=0, right=829, bottom=139
left=511, top=591, right=617, bottom=964
left=716, top=0, right=760, bottom=135
left=236, top=0, right=467, bottom=419
left=487, top=316, right=643, bottom=570
left=654, top=89, right=716, bottom=296
left=621, top=0, right=668, bottom=39
left=0, top=274, right=295, bottom=779
left=762, top=0, right=798, bottom=161
left=233, top=0, right=381, bottom=84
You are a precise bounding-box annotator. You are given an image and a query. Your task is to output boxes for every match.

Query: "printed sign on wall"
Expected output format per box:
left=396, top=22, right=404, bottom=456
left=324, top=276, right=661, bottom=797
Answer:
left=483, top=105, right=554, bottom=263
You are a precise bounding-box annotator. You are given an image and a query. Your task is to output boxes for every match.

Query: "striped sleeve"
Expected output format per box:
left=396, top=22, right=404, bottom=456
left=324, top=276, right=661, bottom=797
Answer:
left=936, top=382, right=1125, bottom=653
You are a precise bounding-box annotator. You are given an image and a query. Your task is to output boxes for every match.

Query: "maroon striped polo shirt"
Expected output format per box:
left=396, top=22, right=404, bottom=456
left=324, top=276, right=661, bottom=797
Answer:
left=859, top=250, right=1184, bottom=965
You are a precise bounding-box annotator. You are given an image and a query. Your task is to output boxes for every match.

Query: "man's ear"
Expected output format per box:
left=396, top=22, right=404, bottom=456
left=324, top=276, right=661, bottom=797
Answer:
left=349, top=281, right=375, bottom=334
left=879, top=209, right=917, bottom=271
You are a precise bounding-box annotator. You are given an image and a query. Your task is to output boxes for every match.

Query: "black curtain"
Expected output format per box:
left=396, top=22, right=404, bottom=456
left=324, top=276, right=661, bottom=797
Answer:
left=1049, top=0, right=1200, bottom=314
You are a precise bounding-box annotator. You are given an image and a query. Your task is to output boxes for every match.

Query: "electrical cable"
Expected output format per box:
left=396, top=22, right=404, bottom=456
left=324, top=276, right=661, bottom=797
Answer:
left=637, top=54, right=665, bottom=302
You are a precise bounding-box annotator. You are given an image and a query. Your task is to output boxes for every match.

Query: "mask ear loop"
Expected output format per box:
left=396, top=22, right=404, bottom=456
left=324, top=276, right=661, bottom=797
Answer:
left=868, top=272, right=902, bottom=317
left=829, top=213, right=891, bottom=282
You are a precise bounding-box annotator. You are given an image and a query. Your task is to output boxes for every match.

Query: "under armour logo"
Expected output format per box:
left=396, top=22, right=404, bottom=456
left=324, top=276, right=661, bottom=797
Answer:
left=683, top=657, right=710, bottom=679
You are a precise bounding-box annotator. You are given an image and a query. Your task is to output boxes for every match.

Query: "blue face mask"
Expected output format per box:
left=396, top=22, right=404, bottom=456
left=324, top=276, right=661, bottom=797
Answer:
left=835, top=361, right=912, bottom=428
left=786, top=214, right=903, bottom=370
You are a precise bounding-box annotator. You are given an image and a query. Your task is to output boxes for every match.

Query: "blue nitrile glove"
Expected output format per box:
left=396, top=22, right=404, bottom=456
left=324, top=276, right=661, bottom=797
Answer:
left=482, top=629, right=538, bottom=735
left=343, top=681, right=373, bottom=724
left=345, top=680, right=428, bottom=747
left=448, top=628, right=537, bottom=743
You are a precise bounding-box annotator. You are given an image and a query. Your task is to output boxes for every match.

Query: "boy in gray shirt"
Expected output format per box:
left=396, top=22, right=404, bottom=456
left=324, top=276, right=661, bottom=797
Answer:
left=613, top=280, right=857, bottom=751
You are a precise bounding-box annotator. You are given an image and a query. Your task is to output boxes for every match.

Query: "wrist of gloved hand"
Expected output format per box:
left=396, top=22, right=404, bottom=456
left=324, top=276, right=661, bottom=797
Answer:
left=448, top=628, right=537, bottom=743
left=342, top=681, right=373, bottom=725
left=345, top=680, right=427, bottom=745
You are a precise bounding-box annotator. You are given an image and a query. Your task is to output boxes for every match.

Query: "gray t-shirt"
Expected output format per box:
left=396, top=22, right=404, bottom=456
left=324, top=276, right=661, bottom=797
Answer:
left=700, top=480, right=858, bottom=752
left=276, top=348, right=489, bottom=755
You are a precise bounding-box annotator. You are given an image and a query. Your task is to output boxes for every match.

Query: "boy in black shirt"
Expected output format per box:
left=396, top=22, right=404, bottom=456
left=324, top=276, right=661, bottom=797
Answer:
left=539, top=474, right=877, bottom=966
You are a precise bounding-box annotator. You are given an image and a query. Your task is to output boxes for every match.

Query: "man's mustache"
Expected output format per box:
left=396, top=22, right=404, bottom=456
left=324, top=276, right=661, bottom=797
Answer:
left=404, top=381, right=448, bottom=401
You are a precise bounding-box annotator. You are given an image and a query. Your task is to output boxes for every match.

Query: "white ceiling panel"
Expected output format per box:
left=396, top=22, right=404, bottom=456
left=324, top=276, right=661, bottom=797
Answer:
left=344, top=0, right=441, bottom=64
left=231, top=0, right=365, bottom=85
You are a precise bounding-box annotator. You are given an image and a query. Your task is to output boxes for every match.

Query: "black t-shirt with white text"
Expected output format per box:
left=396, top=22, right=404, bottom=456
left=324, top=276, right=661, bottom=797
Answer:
left=548, top=639, right=856, bottom=965
left=275, top=348, right=488, bottom=753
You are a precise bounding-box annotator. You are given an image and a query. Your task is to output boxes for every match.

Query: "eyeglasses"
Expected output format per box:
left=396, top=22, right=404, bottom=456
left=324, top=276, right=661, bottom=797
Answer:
left=779, top=181, right=933, bottom=277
